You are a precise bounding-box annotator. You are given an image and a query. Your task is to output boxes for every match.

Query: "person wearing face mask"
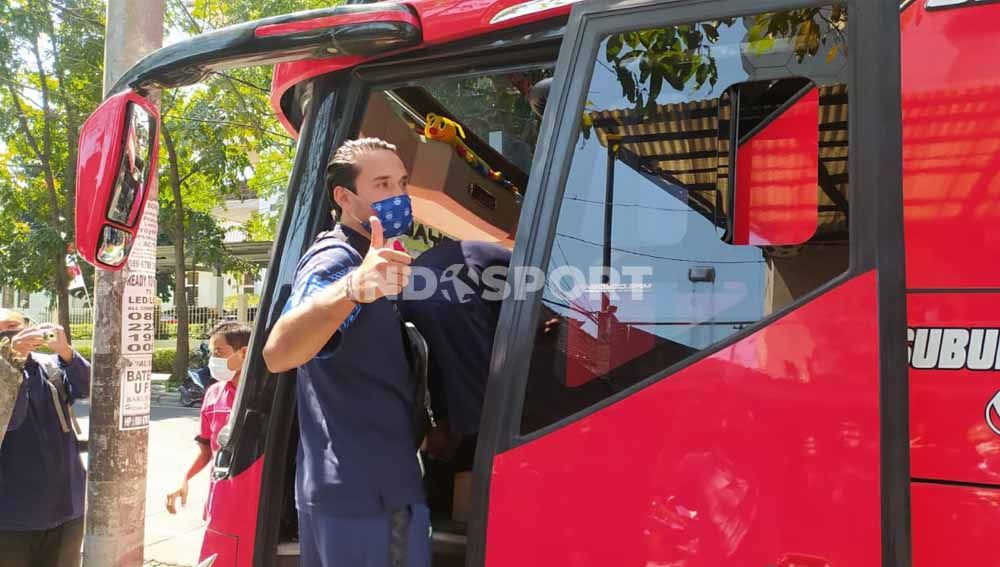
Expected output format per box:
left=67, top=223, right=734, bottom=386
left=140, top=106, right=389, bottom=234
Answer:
left=165, top=322, right=250, bottom=518
left=263, top=137, right=429, bottom=567
left=0, top=309, right=91, bottom=567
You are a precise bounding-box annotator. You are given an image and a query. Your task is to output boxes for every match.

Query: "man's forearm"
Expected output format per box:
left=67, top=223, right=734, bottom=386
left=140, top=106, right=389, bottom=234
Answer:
left=263, top=278, right=357, bottom=373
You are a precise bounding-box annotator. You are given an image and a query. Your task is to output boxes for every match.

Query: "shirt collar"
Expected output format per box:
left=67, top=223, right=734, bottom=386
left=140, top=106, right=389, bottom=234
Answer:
left=334, top=224, right=370, bottom=257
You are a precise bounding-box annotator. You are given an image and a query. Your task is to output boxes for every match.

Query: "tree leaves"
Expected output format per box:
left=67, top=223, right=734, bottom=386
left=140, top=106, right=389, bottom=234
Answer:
left=0, top=0, right=105, bottom=301
left=154, top=0, right=313, bottom=314
left=604, top=21, right=730, bottom=115
left=601, top=5, right=846, bottom=116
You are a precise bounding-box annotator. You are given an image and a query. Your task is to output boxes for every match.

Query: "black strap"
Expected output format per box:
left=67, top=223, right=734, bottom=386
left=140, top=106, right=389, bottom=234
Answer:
left=398, top=317, right=434, bottom=447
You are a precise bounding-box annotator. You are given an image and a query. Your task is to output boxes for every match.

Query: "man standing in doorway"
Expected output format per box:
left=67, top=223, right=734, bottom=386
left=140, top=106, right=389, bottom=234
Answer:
left=264, top=138, right=428, bottom=567
left=401, top=239, right=511, bottom=521
left=0, top=309, right=91, bottom=567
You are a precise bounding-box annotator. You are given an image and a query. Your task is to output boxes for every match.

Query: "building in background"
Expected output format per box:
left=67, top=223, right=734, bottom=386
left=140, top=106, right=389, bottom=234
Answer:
left=156, top=197, right=272, bottom=330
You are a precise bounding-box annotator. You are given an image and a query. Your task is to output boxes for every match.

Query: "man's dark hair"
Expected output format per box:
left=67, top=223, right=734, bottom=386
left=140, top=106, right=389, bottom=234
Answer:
left=210, top=321, right=252, bottom=350
left=326, top=137, right=398, bottom=218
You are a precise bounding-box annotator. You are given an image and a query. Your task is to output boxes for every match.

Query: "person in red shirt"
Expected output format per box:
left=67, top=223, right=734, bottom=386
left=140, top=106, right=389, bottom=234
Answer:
left=165, top=322, right=251, bottom=516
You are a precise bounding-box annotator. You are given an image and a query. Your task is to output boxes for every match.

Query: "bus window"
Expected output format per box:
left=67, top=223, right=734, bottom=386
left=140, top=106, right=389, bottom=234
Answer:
left=519, top=10, right=850, bottom=434
left=357, top=70, right=552, bottom=254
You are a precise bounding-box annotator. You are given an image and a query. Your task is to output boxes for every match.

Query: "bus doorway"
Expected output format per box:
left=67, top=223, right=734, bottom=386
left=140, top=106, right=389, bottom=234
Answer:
left=270, top=64, right=555, bottom=566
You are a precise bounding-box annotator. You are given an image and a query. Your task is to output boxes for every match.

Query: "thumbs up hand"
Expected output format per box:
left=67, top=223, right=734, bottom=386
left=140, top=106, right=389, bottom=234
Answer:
left=347, top=216, right=412, bottom=303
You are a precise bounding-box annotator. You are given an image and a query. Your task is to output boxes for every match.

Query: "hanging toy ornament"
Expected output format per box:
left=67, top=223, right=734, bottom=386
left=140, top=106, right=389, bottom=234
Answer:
left=424, top=113, right=465, bottom=145
left=424, top=113, right=520, bottom=198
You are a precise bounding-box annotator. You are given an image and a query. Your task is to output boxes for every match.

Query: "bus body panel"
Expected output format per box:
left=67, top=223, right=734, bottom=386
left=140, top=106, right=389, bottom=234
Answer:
left=200, top=457, right=263, bottom=567
left=901, top=0, right=1000, bottom=289
left=908, top=292, right=1000, bottom=485
left=201, top=530, right=240, bottom=567
left=487, top=273, right=881, bottom=567
left=912, top=481, right=1000, bottom=567
left=900, top=5, right=1000, bottom=561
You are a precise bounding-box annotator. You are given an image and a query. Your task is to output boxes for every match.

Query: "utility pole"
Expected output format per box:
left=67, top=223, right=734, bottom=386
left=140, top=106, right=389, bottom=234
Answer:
left=84, top=1, right=164, bottom=566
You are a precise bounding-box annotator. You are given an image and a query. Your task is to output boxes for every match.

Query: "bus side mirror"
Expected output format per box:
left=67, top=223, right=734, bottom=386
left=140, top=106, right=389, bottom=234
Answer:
left=75, top=91, right=160, bottom=270
left=720, top=79, right=819, bottom=246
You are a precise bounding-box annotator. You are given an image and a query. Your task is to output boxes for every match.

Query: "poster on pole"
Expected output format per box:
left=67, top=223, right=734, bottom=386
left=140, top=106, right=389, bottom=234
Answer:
left=119, top=205, right=157, bottom=430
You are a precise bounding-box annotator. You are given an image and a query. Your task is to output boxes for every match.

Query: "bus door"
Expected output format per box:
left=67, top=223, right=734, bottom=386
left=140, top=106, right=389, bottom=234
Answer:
left=469, top=0, right=907, bottom=566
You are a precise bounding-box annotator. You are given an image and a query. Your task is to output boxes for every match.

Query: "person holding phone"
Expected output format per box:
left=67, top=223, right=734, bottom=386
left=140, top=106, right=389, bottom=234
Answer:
left=0, top=309, right=91, bottom=567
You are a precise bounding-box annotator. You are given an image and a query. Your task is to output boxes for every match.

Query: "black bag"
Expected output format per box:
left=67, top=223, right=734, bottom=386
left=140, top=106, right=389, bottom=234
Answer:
left=400, top=321, right=434, bottom=448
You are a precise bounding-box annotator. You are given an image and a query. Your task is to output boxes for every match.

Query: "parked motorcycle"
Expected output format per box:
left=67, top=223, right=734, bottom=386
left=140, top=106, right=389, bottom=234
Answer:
left=179, top=342, right=215, bottom=408
left=179, top=366, right=215, bottom=408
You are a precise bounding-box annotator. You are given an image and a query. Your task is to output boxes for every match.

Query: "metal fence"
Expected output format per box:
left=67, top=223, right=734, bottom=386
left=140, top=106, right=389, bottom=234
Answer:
left=29, top=306, right=259, bottom=340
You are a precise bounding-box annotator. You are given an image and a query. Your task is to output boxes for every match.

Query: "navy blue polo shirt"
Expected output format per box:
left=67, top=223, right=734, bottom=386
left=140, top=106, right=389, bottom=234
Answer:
left=0, top=351, right=90, bottom=531
left=285, top=225, right=424, bottom=516
left=401, top=240, right=511, bottom=437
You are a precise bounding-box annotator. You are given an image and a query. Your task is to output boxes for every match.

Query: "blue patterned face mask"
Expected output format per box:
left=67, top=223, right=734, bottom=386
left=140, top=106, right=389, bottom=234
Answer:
left=360, top=194, right=413, bottom=238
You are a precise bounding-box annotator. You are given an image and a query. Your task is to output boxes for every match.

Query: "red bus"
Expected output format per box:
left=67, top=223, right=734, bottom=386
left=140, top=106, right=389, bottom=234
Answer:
left=73, top=0, right=1000, bottom=565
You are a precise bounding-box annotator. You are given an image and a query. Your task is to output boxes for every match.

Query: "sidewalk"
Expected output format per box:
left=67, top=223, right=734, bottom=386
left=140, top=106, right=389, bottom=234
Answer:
left=77, top=402, right=207, bottom=567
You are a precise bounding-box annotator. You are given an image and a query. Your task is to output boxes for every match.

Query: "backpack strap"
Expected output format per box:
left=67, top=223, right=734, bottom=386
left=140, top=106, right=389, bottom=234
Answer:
left=400, top=320, right=435, bottom=447
left=36, top=357, right=81, bottom=436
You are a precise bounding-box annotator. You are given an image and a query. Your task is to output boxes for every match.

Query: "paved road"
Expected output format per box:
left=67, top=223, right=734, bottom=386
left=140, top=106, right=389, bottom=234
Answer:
left=76, top=401, right=207, bottom=567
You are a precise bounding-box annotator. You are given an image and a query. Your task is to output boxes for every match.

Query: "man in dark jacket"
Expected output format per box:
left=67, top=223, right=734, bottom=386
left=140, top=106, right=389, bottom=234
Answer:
left=0, top=309, right=91, bottom=567
left=263, top=138, right=427, bottom=567
left=401, top=240, right=511, bottom=517
left=403, top=239, right=511, bottom=456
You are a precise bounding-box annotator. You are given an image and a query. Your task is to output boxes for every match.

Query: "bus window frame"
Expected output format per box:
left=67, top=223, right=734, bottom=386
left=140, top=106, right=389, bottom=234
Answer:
left=466, top=0, right=907, bottom=566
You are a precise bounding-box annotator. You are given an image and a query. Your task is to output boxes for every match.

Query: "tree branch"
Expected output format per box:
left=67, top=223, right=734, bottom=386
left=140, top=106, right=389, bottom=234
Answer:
left=44, top=7, right=77, bottom=121
left=162, top=90, right=182, bottom=117
left=0, top=75, right=76, bottom=105
left=29, top=37, right=64, bottom=228
left=211, top=71, right=270, bottom=95
left=168, top=0, right=269, bottom=95
left=171, top=0, right=205, bottom=34
left=30, top=39, right=55, bottom=175
left=41, top=0, right=103, bottom=28
left=3, top=82, right=47, bottom=167
left=167, top=114, right=295, bottom=141
left=48, top=2, right=83, bottom=237
left=161, top=122, right=192, bottom=381
left=178, top=169, right=199, bottom=185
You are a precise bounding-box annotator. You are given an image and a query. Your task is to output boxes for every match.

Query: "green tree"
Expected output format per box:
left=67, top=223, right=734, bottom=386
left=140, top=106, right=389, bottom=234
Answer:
left=158, top=0, right=318, bottom=374
left=159, top=81, right=286, bottom=376
left=0, top=0, right=105, bottom=339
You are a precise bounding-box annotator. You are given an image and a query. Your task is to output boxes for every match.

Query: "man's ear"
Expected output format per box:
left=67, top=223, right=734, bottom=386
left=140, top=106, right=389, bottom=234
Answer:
left=239, top=346, right=249, bottom=360
left=332, top=185, right=351, bottom=212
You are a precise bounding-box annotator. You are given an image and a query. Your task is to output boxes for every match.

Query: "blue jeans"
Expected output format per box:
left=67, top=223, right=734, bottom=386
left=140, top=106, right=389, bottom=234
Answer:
left=298, top=504, right=431, bottom=567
